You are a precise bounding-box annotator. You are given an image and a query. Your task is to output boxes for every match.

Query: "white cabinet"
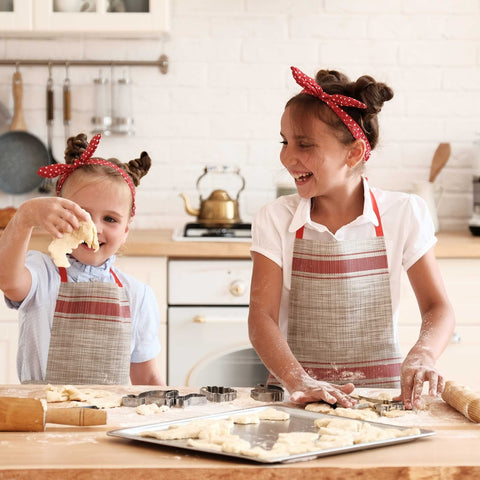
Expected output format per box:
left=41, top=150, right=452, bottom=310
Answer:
left=398, top=259, right=480, bottom=390
left=0, top=255, right=168, bottom=385
left=0, top=0, right=169, bottom=36
left=114, top=255, right=168, bottom=383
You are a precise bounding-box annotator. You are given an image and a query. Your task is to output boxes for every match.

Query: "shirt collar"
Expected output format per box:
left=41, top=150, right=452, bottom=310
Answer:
left=66, top=255, right=116, bottom=280
left=288, top=176, right=379, bottom=233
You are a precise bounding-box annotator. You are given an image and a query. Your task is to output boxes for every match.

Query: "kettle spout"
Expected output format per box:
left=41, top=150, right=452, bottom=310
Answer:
left=180, top=193, right=200, bottom=217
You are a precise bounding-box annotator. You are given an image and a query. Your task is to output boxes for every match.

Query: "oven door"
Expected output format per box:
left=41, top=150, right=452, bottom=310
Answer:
left=167, top=306, right=268, bottom=387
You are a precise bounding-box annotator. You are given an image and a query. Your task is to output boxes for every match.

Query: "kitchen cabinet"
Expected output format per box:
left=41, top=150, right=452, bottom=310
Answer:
left=0, top=0, right=169, bottom=37
left=0, top=255, right=168, bottom=384
left=398, top=258, right=480, bottom=389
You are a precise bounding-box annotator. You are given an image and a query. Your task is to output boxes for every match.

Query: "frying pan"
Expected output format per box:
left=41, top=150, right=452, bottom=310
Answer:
left=0, top=71, right=50, bottom=194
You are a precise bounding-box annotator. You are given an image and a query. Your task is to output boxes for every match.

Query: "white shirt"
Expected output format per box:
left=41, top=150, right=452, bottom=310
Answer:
left=5, top=251, right=161, bottom=383
left=250, top=177, right=436, bottom=336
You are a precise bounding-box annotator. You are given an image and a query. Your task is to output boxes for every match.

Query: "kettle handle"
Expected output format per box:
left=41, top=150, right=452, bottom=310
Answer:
left=195, top=166, right=245, bottom=200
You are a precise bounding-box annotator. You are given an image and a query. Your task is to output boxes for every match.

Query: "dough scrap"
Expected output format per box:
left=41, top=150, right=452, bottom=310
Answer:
left=135, top=403, right=170, bottom=416
left=258, top=408, right=290, bottom=421
left=142, top=419, right=233, bottom=441
left=48, top=214, right=99, bottom=268
left=45, top=384, right=122, bottom=409
left=230, top=413, right=260, bottom=425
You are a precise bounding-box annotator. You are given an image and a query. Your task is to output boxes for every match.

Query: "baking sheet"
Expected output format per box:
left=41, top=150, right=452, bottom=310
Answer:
left=107, top=406, right=435, bottom=464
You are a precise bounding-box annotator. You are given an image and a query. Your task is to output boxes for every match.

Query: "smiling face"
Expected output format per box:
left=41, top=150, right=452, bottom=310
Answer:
left=60, top=170, right=132, bottom=266
left=280, top=105, right=357, bottom=200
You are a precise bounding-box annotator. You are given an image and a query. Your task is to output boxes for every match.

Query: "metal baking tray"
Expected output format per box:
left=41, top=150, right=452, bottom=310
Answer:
left=107, top=405, right=435, bottom=464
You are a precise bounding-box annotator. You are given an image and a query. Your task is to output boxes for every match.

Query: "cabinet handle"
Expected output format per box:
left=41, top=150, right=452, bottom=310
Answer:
left=229, top=280, right=246, bottom=297
left=192, top=315, right=206, bottom=323
left=451, top=332, right=461, bottom=344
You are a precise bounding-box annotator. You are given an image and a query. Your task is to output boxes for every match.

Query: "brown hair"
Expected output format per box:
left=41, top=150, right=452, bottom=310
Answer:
left=64, top=133, right=151, bottom=187
left=286, top=69, right=394, bottom=151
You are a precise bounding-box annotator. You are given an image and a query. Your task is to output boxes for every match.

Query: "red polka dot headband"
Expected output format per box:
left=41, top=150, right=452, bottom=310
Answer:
left=291, top=66, right=372, bottom=161
left=37, top=133, right=137, bottom=216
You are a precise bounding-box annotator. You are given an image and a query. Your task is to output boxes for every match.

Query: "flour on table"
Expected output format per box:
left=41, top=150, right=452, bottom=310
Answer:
left=45, top=384, right=122, bottom=409
left=135, top=403, right=170, bottom=416
left=48, top=214, right=99, bottom=268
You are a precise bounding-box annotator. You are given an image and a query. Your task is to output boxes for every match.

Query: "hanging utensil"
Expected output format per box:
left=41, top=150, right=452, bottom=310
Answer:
left=0, top=69, right=50, bottom=194
left=63, top=62, right=71, bottom=141
left=429, top=143, right=451, bottom=183
left=39, top=63, right=57, bottom=193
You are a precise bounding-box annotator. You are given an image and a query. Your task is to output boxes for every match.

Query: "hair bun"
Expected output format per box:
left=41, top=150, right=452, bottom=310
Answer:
left=64, top=133, right=89, bottom=164
left=123, top=152, right=152, bottom=187
left=355, top=75, right=394, bottom=114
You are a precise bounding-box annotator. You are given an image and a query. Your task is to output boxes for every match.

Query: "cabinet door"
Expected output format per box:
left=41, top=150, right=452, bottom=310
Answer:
left=399, top=259, right=480, bottom=390
left=0, top=1, right=32, bottom=31
left=114, top=256, right=167, bottom=382
left=34, top=0, right=169, bottom=36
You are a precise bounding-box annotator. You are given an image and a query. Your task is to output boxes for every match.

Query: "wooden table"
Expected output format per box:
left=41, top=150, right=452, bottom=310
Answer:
left=1, top=385, right=480, bottom=479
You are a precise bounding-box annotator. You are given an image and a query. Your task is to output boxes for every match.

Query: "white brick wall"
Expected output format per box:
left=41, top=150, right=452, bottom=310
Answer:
left=0, top=0, right=479, bottom=232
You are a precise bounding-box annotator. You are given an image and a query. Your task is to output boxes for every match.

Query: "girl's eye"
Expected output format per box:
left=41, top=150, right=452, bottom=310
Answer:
left=280, top=140, right=287, bottom=146
left=104, top=216, right=117, bottom=223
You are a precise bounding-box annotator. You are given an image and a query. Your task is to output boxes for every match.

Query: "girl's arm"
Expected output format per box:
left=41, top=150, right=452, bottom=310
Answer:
left=0, top=197, right=89, bottom=302
left=248, top=252, right=355, bottom=407
left=401, top=248, right=456, bottom=409
left=130, top=359, right=165, bottom=385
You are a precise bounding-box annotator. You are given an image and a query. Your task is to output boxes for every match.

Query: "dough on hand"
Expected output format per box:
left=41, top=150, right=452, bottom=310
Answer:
left=48, top=214, right=99, bottom=268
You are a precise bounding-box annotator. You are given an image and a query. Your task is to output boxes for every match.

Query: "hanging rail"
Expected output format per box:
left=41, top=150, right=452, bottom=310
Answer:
left=0, top=54, right=169, bottom=74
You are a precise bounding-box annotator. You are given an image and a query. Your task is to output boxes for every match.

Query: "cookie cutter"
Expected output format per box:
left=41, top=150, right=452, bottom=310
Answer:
left=350, top=394, right=405, bottom=416
left=250, top=384, right=284, bottom=402
left=121, top=389, right=207, bottom=408
left=199, top=386, right=237, bottom=402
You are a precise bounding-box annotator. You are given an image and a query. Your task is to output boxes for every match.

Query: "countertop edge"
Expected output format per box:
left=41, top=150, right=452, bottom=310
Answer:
left=2, top=229, right=480, bottom=259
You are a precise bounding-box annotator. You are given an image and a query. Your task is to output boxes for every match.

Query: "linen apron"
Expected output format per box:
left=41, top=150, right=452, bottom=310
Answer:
left=285, top=189, right=402, bottom=388
left=45, top=267, right=131, bottom=385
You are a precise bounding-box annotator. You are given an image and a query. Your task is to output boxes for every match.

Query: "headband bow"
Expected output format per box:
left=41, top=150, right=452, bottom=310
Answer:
left=37, top=133, right=136, bottom=216
left=290, top=66, right=372, bottom=161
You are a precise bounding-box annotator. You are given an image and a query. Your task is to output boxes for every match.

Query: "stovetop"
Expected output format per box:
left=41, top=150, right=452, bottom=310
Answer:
left=172, top=222, right=252, bottom=242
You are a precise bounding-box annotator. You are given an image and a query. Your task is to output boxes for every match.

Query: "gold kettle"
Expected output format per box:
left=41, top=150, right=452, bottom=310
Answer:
left=180, top=166, right=245, bottom=228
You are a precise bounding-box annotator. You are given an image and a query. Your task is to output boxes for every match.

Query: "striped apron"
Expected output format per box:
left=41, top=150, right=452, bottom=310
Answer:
left=45, top=267, right=132, bottom=385
left=286, top=189, right=402, bottom=388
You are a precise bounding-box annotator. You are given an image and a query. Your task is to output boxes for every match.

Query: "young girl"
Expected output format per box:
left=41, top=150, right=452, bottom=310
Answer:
left=0, top=133, right=164, bottom=386
left=248, top=67, right=455, bottom=410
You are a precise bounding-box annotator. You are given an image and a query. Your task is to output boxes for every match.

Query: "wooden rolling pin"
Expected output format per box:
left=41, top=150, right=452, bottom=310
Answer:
left=0, top=396, right=107, bottom=432
left=442, top=381, right=480, bottom=423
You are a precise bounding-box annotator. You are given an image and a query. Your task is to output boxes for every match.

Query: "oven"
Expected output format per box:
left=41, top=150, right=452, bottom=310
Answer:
left=167, top=259, right=269, bottom=387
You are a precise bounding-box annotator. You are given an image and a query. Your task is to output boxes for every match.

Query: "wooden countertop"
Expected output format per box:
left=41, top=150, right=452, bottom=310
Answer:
left=1, top=384, right=480, bottom=479
left=12, top=228, right=480, bottom=259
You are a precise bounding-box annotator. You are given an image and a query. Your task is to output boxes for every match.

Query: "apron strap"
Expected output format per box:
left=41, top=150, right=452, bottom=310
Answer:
left=58, top=266, right=123, bottom=287
left=369, top=189, right=384, bottom=237
left=58, top=267, right=68, bottom=283
left=296, top=189, right=385, bottom=238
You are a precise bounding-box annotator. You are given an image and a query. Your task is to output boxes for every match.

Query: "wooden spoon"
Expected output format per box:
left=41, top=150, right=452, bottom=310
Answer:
left=429, top=143, right=451, bottom=182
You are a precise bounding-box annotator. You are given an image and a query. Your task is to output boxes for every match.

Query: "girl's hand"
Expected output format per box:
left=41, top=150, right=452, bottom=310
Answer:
left=289, top=380, right=356, bottom=407
left=16, top=197, right=90, bottom=238
left=397, top=350, right=444, bottom=410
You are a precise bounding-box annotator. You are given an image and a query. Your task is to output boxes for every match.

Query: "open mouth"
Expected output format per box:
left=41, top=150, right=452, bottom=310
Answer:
left=293, top=172, right=313, bottom=184
left=81, top=242, right=103, bottom=251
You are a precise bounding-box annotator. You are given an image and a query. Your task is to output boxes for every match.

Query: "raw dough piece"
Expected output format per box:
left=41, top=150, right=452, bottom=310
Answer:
left=305, top=402, right=335, bottom=414
left=142, top=419, right=233, bottom=441
left=135, top=403, right=170, bottom=416
left=258, top=408, right=290, bottom=421
left=48, top=213, right=99, bottom=268
left=230, top=413, right=260, bottom=425
left=45, top=384, right=122, bottom=409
